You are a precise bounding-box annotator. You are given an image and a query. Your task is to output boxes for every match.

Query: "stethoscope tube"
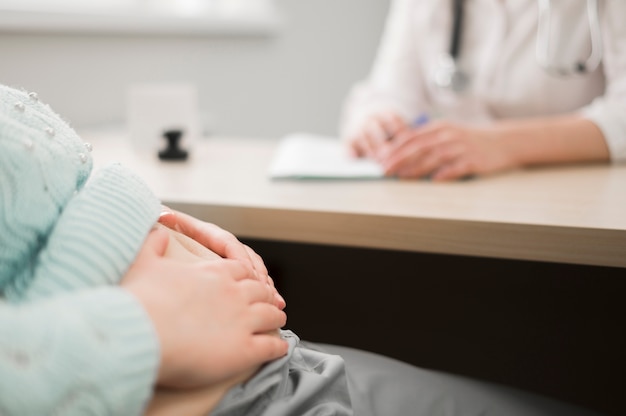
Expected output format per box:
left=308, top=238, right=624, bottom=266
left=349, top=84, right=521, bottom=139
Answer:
left=432, top=0, right=470, bottom=92
left=449, top=0, right=464, bottom=61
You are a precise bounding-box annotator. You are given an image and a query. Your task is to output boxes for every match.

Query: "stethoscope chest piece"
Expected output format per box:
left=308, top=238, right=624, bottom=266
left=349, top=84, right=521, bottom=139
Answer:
left=431, top=0, right=469, bottom=93
left=433, top=53, right=470, bottom=93
left=431, top=0, right=603, bottom=95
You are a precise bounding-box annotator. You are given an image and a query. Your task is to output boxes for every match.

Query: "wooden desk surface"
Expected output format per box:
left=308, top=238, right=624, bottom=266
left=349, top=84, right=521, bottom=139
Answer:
left=86, top=131, right=626, bottom=268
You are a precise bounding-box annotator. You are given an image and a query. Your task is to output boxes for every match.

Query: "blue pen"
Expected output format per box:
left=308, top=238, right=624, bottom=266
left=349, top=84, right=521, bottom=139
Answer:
left=412, top=112, right=430, bottom=127
left=386, top=112, right=429, bottom=142
left=386, top=113, right=430, bottom=142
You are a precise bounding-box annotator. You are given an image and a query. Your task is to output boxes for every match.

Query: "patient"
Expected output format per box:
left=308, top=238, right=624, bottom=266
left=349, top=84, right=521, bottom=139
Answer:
left=0, top=83, right=605, bottom=416
left=1, top=83, right=353, bottom=416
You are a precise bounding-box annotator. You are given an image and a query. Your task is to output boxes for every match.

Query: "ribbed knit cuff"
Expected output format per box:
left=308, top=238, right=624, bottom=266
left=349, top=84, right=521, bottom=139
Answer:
left=11, top=163, right=161, bottom=301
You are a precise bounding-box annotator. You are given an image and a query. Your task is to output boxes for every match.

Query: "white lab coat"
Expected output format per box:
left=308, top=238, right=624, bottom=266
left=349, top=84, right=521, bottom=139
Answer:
left=340, top=0, right=626, bottom=162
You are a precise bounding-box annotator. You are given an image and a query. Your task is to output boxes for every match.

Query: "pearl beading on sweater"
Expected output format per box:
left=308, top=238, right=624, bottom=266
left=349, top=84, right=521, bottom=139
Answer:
left=11, top=93, right=93, bottom=165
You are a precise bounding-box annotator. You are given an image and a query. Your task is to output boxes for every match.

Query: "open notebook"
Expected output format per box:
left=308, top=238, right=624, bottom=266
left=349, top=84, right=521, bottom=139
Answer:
left=268, top=133, right=384, bottom=179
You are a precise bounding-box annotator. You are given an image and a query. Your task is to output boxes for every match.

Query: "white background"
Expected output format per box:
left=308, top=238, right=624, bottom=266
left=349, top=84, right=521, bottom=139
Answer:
left=0, top=0, right=390, bottom=139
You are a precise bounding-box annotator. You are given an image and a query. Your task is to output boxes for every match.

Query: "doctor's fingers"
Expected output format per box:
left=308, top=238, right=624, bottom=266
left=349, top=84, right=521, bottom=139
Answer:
left=381, top=127, right=452, bottom=173
left=421, top=141, right=476, bottom=181
left=354, top=115, right=403, bottom=158
left=384, top=121, right=445, bottom=155
left=352, top=121, right=385, bottom=158
left=378, top=112, right=408, bottom=138
left=430, top=156, right=475, bottom=181
left=386, top=139, right=466, bottom=179
left=370, top=113, right=411, bottom=158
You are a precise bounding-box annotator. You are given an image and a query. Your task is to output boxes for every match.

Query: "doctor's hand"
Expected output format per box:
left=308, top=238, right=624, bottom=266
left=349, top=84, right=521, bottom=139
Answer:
left=158, top=208, right=285, bottom=310
left=123, top=227, right=288, bottom=389
left=345, top=111, right=410, bottom=160
left=378, top=120, right=517, bottom=181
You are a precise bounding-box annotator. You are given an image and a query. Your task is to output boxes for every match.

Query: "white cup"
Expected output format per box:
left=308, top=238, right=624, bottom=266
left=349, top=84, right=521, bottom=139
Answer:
left=127, top=83, right=200, bottom=154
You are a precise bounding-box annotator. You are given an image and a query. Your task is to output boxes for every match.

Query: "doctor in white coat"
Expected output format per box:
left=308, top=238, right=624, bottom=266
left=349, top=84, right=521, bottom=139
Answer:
left=340, top=0, right=626, bottom=181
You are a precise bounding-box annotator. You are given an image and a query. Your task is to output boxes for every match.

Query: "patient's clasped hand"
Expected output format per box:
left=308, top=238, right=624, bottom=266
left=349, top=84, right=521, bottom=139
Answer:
left=139, top=220, right=283, bottom=414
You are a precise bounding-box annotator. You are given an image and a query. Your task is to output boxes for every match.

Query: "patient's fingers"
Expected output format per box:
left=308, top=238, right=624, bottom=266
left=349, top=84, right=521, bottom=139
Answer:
left=247, top=302, right=287, bottom=333
left=244, top=245, right=269, bottom=279
left=158, top=208, right=286, bottom=308
left=158, top=205, right=177, bottom=228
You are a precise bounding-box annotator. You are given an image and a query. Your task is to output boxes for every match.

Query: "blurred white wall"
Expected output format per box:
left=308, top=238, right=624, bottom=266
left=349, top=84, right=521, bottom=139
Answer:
left=0, top=0, right=390, bottom=138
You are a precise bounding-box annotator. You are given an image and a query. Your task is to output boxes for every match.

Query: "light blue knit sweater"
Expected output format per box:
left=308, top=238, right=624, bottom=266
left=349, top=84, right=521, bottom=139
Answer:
left=0, top=84, right=162, bottom=415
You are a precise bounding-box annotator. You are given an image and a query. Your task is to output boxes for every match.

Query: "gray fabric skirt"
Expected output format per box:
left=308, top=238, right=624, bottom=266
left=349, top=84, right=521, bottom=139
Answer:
left=210, top=331, right=604, bottom=416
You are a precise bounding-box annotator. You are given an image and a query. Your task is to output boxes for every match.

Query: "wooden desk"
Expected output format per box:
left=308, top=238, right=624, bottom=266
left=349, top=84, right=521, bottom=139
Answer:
left=88, top=132, right=626, bottom=268
left=87, top=132, right=625, bottom=415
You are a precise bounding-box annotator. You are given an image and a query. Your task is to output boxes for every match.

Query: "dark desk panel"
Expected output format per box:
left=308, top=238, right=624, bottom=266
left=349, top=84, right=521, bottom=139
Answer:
left=244, top=238, right=625, bottom=416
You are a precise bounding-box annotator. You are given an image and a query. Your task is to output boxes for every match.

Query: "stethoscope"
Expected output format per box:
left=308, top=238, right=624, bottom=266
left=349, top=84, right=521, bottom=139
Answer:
left=433, top=0, right=603, bottom=93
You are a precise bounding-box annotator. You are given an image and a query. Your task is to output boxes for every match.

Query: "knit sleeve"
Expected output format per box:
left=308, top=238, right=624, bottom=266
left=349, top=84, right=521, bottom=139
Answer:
left=5, top=163, right=161, bottom=302
left=0, top=286, right=159, bottom=416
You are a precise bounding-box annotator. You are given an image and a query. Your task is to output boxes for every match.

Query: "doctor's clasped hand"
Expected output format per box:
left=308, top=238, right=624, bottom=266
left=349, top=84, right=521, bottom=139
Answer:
left=348, top=113, right=609, bottom=181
